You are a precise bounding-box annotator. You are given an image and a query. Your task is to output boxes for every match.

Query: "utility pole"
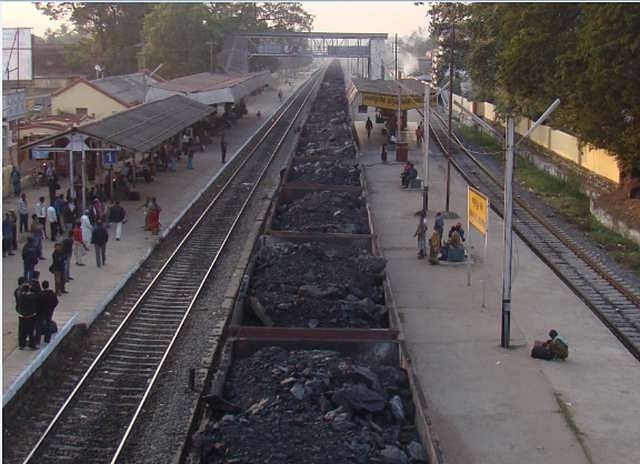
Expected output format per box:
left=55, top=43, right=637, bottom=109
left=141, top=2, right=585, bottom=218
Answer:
left=501, top=98, right=560, bottom=348
left=445, top=23, right=455, bottom=213
left=422, top=79, right=430, bottom=215
left=207, top=41, right=216, bottom=72
left=501, top=116, right=515, bottom=348
left=395, top=33, right=398, bottom=80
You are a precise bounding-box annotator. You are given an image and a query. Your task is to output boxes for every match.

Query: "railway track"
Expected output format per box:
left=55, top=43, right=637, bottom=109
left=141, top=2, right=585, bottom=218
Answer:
left=428, top=109, right=640, bottom=360
left=14, top=69, right=323, bottom=464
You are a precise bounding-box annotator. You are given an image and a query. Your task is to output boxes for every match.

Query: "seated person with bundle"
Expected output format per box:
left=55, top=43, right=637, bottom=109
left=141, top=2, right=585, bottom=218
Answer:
left=439, top=230, right=465, bottom=262
left=531, top=329, right=569, bottom=361
left=401, top=162, right=418, bottom=188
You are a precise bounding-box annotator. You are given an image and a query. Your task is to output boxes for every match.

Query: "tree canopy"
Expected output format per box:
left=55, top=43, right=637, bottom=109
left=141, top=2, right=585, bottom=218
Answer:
left=431, top=2, right=640, bottom=175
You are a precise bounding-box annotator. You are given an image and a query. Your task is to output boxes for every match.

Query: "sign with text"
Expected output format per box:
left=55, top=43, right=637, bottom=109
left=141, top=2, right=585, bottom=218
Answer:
left=360, top=92, right=422, bottom=111
left=468, top=186, right=489, bottom=235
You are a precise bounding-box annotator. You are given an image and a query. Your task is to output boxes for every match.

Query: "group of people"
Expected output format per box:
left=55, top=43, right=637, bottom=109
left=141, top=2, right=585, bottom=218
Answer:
left=413, top=211, right=466, bottom=264
left=14, top=272, right=59, bottom=350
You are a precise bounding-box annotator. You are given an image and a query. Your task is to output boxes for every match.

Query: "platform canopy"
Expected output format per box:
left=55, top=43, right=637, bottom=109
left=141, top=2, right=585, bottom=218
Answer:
left=348, top=78, right=426, bottom=110
left=21, top=94, right=213, bottom=154
left=145, top=70, right=272, bottom=106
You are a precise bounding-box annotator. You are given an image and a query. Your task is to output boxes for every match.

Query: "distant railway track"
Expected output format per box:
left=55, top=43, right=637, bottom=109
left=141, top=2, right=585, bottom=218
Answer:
left=12, top=69, right=323, bottom=464
left=429, top=110, right=640, bottom=360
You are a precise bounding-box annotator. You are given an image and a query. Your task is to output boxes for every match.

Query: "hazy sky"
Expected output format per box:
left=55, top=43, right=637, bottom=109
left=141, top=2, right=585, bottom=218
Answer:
left=1, top=1, right=429, bottom=37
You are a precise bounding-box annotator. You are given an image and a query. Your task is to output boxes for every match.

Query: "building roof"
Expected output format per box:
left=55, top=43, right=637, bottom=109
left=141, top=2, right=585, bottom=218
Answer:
left=145, top=70, right=273, bottom=105
left=51, top=77, right=132, bottom=108
left=76, top=95, right=212, bottom=152
left=91, top=72, right=162, bottom=105
left=351, top=78, right=425, bottom=97
left=22, top=95, right=213, bottom=154
left=151, top=70, right=270, bottom=94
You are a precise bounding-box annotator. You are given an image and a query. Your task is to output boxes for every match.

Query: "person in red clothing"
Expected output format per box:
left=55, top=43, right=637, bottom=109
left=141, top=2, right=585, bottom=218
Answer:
left=146, top=197, right=161, bottom=235
left=72, top=221, right=87, bottom=266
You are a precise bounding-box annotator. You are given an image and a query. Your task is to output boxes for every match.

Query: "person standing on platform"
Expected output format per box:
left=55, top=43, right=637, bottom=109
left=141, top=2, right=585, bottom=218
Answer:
left=428, top=230, right=441, bottom=265
left=51, top=242, right=67, bottom=295
left=147, top=198, right=161, bottom=235
left=3, top=213, right=15, bottom=257
left=80, top=211, right=94, bottom=254
left=35, top=196, right=48, bottom=239
left=381, top=143, right=388, bottom=163
left=413, top=212, right=428, bottom=259
left=30, top=214, right=44, bottom=260
left=220, top=135, right=228, bottom=164
left=11, top=166, right=21, bottom=196
left=434, top=211, right=444, bottom=244
left=187, top=149, right=194, bottom=169
left=72, top=221, right=86, bottom=266
left=61, top=231, right=74, bottom=282
left=278, top=89, right=283, bottom=102
left=365, top=117, right=373, bottom=138
left=36, top=280, right=58, bottom=344
left=91, top=219, right=108, bottom=267
left=18, top=193, right=29, bottom=234
left=47, top=166, right=58, bottom=203
left=108, top=201, right=126, bottom=241
left=16, top=282, right=39, bottom=350
left=46, top=203, right=59, bottom=242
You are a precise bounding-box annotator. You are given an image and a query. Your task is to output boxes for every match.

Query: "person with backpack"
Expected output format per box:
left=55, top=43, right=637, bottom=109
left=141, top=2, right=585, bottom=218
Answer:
left=16, top=282, right=39, bottom=350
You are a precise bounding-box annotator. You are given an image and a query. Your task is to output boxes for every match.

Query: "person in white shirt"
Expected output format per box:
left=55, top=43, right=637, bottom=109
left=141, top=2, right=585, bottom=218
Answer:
left=46, top=204, right=59, bottom=241
left=35, top=196, right=48, bottom=239
left=17, top=193, right=29, bottom=234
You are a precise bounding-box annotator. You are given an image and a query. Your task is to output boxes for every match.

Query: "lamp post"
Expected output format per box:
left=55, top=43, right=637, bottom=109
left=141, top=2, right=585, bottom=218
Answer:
left=501, top=98, right=560, bottom=348
left=445, top=23, right=454, bottom=214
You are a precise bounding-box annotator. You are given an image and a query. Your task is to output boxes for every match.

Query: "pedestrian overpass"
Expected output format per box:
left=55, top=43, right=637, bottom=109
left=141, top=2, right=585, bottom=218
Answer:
left=219, top=31, right=388, bottom=79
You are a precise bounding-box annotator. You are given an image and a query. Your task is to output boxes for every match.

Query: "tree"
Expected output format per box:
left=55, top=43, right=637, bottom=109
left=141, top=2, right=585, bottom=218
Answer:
left=35, top=2, right=151, bottom=75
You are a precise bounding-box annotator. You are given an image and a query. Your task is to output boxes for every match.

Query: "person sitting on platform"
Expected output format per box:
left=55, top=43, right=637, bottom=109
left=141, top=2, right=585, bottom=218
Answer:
left=531, top=329, right=569, bottom=361
left=439, top=230, right=465, bottom=262
left=448, top=222, right=466, bottom=242
left=401, top=163, right=418, bottom=188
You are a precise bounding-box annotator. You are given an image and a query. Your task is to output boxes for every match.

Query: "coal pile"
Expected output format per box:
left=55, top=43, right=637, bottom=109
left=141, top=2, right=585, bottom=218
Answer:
left=295, top=62, right=356, bottom=159
left=288, top=159, right=361, bottom=186
left=272, top=191, right=369, bottom=234
left=246, top=241, right=386, bottom=328
left=195, top=347, right=427, bottom=464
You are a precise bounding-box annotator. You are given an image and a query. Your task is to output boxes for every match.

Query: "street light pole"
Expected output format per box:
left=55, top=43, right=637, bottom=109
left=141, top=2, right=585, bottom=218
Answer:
left=501, top=98, right=560, bottom=348
left=422, top=79, right=430, bottom=215
left=445, top=23, right=455, bottom=213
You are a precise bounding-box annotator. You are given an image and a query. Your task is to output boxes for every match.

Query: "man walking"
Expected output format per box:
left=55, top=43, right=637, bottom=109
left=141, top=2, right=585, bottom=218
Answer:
left=35, top=196, right=48, bottom=239
left=17, top=193, right=29, bottom=234
left=61, top=231, right=74, bottom=282
left=434, top=211, right=444, bottom=244
left=365, top=117, right=373, bottom=138
left=47, top=203, right=58, bottom=241
left=91, top=219, right=108, bottom=267
left=11, top=166, right=21, bottom=196
left=3, top=213, right=15, bottom=256
left=108, top=201, right=126, bottom=240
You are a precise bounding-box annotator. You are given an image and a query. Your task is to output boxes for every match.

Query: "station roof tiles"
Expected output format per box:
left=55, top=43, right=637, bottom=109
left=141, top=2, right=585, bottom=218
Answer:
left=91, top=72, right=162, bottom=105
left=351, top=78, right=425, bottom=97
left=152, top=71, right=269, bottom=93
left=77, top=95, right=212, bottom=153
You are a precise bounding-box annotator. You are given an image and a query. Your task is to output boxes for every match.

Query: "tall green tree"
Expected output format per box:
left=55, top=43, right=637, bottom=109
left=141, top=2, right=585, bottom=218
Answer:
left=35, top=2, right=151, bottom=75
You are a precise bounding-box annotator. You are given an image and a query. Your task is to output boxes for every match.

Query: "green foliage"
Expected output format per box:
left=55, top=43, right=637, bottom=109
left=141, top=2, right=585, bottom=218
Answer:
left=461, top=3, right=640, bottom=178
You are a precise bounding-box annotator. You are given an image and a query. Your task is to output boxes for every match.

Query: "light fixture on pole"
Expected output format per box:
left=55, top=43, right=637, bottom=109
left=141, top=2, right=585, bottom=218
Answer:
left=501, top=98, right=560, bottom=348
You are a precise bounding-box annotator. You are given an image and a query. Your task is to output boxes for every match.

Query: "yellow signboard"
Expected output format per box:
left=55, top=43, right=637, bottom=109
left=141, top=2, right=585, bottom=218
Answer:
left=361, top=92, right=422, bottom=110
left=468, top=186, right=489, bottom=235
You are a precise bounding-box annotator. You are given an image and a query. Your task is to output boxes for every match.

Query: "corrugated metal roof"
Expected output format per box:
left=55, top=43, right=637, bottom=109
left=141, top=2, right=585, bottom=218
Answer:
left=77, top=95, right=212, bottom=153
left=152, top=70, right=271, bottom=94
left=91, top=72, right=160, bottom=105
left=351, top=78, right=425, bottom=97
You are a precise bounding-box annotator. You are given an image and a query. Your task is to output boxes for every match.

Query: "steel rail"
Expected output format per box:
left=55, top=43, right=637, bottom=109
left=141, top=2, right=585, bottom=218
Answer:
left=22, top=69, right=324, bottom=464
left=428, top=109, right=640, bottom=360
left=110, top=69, right=323, bottom=463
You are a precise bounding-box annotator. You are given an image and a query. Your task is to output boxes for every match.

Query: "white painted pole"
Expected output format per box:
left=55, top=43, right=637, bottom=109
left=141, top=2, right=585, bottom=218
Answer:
left=69, top=151, right=75, bottom=200
left=423, top=80, right=430, bottom=214
left=482, top=216, right=488, bottom=308
left=81, top=149, right=87, bottom=212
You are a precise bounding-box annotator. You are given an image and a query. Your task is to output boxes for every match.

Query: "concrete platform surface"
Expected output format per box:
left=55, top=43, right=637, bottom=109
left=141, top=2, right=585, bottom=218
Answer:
left=1, top=74, right=307, bottom=398
left=355, top=118, right=640, bottom=464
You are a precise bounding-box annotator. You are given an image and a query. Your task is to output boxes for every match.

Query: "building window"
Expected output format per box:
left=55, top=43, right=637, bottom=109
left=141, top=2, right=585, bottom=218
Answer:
left=76, top=107, right=88, bottom=116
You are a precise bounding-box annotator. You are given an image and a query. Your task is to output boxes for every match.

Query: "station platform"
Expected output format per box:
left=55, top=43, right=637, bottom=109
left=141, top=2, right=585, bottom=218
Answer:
left=1, top=74, right=306, bottom=400
left=355, top=118, right=640, bottom=464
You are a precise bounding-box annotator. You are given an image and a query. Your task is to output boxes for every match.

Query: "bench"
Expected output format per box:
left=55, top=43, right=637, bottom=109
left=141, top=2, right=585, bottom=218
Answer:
left=407, top=177, right=423, bottom=189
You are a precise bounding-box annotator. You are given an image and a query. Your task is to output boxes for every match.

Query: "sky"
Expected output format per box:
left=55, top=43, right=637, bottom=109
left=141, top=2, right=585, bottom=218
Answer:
left=1, top=1, right=429, bottom=38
